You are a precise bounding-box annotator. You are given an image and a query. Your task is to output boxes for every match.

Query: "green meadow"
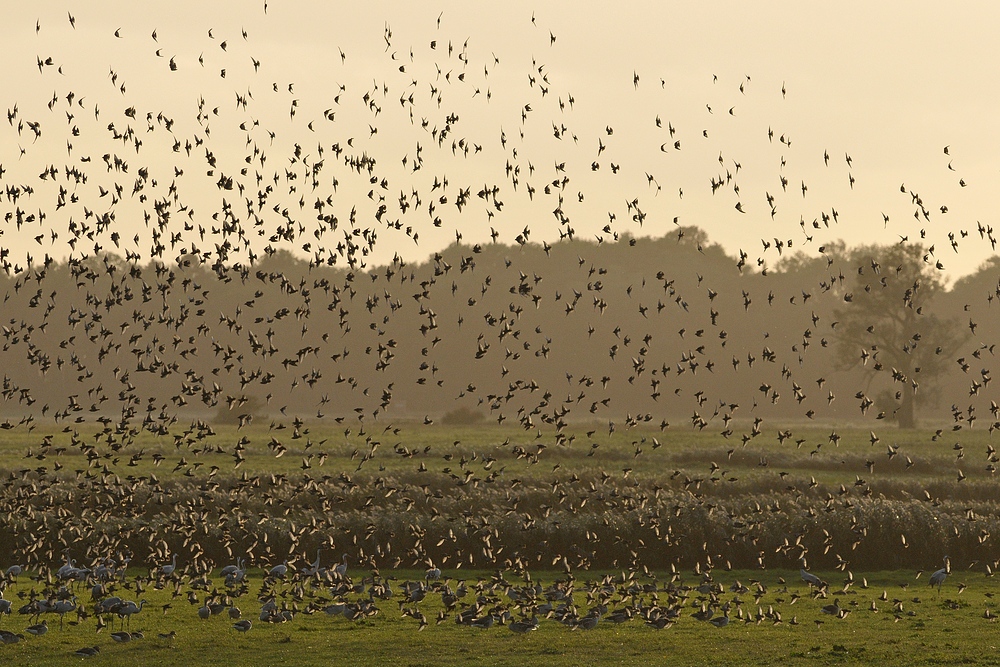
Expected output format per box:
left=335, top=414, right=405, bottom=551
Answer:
left=1, top=567, right=1000, bottom=666
left=0, top=422, right=998, bottom=664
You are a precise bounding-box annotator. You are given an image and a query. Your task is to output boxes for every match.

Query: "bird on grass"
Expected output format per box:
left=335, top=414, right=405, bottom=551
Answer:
left=820, top=600, right=842, bottom=617
left=470, top=615, right=495, bottom=629
left=709, top=613, right=730, bottom=628
left=160, top=553, right=178, bottom=577
left=268, top=560, right=289, bottom=578
left=800, top=558, right=825, bottom=589
left=118, top=600, right=147, bottom=629
left=220, top=558, right=244, bottom=577
left=509, top=618, right=539, bottom=633
left=929, top=556, right=950, bottom=594
left=0, top=631, right=23, bottom=644
left=26, top=620, right=48, bottom=636
left=53, top=598, right=76, bottom=629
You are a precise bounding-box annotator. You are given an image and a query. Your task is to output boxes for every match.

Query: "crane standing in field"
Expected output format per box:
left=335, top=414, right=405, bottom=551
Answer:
left=334, top=554, right=349, bottom=577
left=4, top=565, right=23, bottom=585
left=53, top=598, right=76, bottom=629
left=301, top=551, right=322, bottom=577
left=929, top=556, right=950, bottom=594
left=220, top=558, right=244, bottom=577
left=160, top=554, right=178, bottom=578
left=118, top=600, right=147, bottom=630
left=800, top=558, right=825, bottom=589
left=268, top=560, right=288, bottom=579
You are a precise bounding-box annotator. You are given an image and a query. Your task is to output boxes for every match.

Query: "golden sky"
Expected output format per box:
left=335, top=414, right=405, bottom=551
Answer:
left=1, top=0, right=997, bottom=278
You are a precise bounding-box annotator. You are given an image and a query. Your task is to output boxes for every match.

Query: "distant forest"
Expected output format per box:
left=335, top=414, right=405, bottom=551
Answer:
left=1, top=227, right=997, bottom=433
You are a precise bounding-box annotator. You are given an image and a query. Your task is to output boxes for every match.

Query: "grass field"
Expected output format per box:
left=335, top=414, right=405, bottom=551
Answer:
left=2, top=567, right=1000, bottom=666
left=1, top=420, right=999, bottom=664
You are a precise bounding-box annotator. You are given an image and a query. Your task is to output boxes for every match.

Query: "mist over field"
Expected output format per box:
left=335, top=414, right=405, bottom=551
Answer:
left=2, top=234, right=997, bottom=430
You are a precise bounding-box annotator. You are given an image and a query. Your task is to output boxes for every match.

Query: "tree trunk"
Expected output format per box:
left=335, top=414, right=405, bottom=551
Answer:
left=897, top=385, right=916, bottom=429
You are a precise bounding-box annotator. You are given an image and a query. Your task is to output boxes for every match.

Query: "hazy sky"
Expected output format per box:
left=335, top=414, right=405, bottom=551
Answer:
left=2, top=1, right=998, bottom=279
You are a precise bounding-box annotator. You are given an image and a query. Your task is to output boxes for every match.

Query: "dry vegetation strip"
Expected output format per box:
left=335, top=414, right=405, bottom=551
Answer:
left=0, top=423, right=997, bottom=573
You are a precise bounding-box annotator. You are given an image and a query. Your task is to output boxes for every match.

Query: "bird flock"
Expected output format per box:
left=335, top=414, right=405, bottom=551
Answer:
left=0, top=2, right=998, bottom=660
left=0, top=550, right=984, bottom=657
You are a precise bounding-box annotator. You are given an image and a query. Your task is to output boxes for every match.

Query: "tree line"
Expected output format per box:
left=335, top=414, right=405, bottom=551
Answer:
left=0, top=228, right=996, bottom=433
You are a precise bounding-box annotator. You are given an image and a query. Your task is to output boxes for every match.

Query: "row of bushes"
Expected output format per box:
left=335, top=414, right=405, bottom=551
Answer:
left=2, top=469, right=996, bottom=576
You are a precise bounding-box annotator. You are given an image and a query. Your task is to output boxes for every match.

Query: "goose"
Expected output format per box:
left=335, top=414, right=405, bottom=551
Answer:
left=470, top=614, right=495, bottom=629
left=821, top=599, right=842, bottom=616
left=709, top=613, right=730, bottom=628
left=509, top=617, right=539, bottom=633
left=0, top=630, right=24, bottom=644
left=25, top=620, right=48, bottom=636
left=645, top=615, right=674, bottom=630
left=24, top=621, right=49, bottom=637
left=232, top=619, right=252, bottom=632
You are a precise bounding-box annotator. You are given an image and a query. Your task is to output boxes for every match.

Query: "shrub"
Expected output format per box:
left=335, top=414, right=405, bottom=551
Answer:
left=441, top=406, right=484, bottom=425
